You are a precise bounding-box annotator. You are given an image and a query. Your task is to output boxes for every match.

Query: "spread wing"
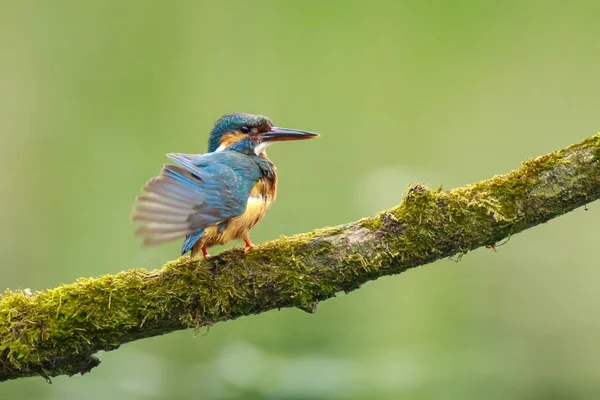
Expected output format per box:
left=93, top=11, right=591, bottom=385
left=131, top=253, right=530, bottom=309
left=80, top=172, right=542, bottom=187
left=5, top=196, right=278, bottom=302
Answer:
left=132, top=151, right=262, bottom=246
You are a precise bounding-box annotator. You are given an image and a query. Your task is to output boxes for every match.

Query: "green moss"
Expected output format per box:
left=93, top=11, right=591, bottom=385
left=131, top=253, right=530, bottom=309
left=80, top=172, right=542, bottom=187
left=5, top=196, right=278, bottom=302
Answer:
left=373, top=136, right=594, bottom=270
left=594, top=133, right=600, bottom=161
left=359, top=215, right=383, bottom=230
left=2, top=133, right=599, bottom=382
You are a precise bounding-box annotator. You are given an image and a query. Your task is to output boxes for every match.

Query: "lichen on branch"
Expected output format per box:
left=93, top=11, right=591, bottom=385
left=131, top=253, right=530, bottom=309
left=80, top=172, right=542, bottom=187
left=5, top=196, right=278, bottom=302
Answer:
left=1, top=134, right=599, bottom=382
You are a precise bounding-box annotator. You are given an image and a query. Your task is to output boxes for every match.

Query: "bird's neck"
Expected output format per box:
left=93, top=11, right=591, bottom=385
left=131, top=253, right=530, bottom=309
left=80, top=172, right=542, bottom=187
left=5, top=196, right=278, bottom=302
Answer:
left=254, top=154, right=278, bottom=202
left=224, top=138, right=259, bottom=155
left=213, top=138, right=278, bottom=196
left=254, top=153, right=277, bottom=180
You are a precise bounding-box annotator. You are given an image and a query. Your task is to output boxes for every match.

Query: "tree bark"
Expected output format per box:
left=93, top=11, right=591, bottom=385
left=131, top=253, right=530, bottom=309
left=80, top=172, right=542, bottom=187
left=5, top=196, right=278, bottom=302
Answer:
left=1, top=134, right=599, bottom=382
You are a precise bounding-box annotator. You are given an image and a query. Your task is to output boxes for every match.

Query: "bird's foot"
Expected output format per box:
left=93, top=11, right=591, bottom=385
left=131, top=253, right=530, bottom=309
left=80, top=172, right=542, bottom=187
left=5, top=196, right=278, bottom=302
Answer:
left=243, top=239, right=254, bottom=255
left=202, top=247, right=211, bottom=260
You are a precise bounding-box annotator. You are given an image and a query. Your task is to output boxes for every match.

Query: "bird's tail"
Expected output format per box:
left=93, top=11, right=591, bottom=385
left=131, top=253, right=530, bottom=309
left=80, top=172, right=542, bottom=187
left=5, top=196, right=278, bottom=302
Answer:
left=132, top=164, right=203, bottom=246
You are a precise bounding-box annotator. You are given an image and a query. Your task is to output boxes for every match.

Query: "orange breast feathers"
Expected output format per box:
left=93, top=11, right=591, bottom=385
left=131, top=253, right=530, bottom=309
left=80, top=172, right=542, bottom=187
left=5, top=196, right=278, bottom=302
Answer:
left=236, top=174, right=277, bottom=232
left=194, top=173, right=277, bottom=249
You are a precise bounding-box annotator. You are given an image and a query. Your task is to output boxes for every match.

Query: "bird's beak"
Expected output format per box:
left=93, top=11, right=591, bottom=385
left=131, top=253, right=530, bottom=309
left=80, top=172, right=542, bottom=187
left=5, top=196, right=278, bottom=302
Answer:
left=261, top=126, right=320, bottom=142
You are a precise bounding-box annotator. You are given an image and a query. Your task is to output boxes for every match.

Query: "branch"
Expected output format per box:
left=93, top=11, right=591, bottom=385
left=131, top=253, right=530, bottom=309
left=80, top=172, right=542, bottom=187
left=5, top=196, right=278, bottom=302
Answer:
left=2, top=134, right=600, bottom=382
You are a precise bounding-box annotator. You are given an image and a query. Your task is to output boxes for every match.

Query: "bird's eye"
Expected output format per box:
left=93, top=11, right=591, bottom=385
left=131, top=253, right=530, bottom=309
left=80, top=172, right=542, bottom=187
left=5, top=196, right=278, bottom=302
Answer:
left=240, top=126, right=251, bottom=134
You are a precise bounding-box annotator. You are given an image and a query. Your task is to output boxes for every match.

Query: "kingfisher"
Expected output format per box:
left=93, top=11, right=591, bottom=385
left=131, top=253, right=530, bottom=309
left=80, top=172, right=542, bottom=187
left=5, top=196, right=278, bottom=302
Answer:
left=131, top=112, right=319, bottom=259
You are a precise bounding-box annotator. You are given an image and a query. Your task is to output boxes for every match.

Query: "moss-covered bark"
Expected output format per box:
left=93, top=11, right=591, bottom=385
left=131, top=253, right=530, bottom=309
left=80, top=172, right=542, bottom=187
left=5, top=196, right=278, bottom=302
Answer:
left=1, top=134, right=600, bottom=382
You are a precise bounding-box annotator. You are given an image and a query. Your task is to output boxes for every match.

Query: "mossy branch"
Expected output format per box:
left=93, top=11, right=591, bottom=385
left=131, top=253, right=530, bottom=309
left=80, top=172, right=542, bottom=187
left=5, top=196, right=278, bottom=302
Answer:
left=2, top=134, right=600, bottom=383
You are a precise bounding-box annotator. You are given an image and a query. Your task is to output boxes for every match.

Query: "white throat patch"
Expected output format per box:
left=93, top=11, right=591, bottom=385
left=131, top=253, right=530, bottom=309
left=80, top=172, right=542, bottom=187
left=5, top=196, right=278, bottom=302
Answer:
left=254, top=142, right=271, bottom=155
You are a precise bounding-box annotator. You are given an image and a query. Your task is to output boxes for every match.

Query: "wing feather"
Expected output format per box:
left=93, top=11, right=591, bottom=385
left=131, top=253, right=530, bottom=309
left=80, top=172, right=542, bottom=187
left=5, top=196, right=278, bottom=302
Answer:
left=132, top=151, right=262, bottom=247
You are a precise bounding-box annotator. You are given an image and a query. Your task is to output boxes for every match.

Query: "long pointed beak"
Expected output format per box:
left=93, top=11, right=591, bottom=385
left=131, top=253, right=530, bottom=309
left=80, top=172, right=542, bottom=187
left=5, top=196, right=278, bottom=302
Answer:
left=261, top=126, right=320, bottom=142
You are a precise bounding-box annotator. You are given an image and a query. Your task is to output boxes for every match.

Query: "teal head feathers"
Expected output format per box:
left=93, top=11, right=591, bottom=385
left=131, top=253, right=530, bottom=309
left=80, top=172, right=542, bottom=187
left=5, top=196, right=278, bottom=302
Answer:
left=208, top=112, right=318, bottom=154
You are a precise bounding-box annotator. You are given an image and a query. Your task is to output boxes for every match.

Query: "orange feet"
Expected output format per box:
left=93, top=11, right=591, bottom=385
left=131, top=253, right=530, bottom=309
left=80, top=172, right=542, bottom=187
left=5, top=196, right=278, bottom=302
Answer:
left=201, top=247, right=210, bottom=259
left=243, top=238, right=254, bottom=255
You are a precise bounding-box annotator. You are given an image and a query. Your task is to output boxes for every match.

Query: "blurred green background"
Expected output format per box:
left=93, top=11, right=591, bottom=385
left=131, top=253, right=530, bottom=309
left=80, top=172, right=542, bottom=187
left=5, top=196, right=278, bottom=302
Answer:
left=1, top=1, right=599, bottom=399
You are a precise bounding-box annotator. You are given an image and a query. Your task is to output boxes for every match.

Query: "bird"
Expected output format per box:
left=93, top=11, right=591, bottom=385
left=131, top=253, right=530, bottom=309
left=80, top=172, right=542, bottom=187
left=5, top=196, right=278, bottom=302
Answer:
left=131, top=112, right=319, bottom=259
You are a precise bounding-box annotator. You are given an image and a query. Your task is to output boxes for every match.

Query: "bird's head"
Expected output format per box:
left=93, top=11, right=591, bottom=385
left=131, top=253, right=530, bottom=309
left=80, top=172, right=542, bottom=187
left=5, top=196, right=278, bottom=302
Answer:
left=207, top=112, right=319, bottom=155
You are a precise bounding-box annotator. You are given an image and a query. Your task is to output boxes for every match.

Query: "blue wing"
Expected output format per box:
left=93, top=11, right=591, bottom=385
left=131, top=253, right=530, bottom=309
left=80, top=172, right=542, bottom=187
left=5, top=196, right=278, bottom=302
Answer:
left=132, top=151, right=262, bottom=249
left=180, top=231, right=204, bottom=254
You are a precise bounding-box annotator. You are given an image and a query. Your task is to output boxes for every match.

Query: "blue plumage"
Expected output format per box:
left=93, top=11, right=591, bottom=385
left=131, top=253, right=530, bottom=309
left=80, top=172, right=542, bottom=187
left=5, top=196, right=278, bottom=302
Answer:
left=181, top=230, right=204, bottom=254
left=132, top=112, right=319, bottom=258
left=207, top=113, right=269, bottom=152
left=133, top=151, right=263, bottom=249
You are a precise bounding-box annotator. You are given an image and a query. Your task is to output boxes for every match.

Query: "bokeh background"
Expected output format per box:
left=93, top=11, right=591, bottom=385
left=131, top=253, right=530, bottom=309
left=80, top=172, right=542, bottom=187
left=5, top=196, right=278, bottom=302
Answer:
left=1, top=1, right=600, bottom=399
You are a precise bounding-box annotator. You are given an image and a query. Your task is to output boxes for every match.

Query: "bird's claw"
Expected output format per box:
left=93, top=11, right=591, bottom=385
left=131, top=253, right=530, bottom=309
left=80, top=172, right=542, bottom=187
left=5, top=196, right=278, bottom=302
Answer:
left=243, top=239, right=254, bottom=255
